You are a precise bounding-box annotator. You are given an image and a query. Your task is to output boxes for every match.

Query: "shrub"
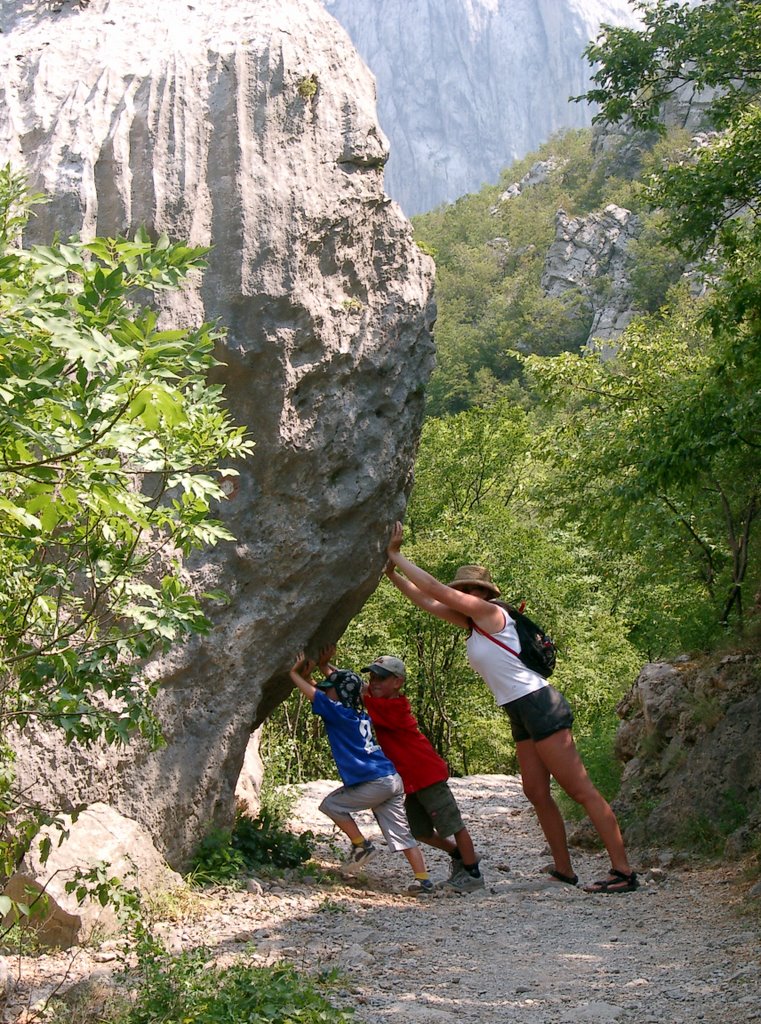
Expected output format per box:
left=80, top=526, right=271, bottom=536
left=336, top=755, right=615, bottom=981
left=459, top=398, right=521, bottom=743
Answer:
left=50, top=938, right=354, bottom=1024
left=232, top=809, right=315, bottom=869
left=124, top=952, right=353, bottom=1024
left=186, top=827, right=245, bottom=885
left=187, top=811, right=315, bottom=885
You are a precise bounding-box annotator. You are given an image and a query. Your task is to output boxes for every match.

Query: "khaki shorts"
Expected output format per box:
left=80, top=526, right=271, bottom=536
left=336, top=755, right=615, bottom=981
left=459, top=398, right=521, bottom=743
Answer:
left=405, top=780, right=465, bottom=840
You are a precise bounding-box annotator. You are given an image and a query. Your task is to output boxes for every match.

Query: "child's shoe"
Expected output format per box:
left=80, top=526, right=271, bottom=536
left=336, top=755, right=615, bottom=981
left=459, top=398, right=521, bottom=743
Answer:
left=344, top=839, right=377, bottom=874
left=442, top=870, right=485, bottom=894
left=407, top=878, right=435, bottom=896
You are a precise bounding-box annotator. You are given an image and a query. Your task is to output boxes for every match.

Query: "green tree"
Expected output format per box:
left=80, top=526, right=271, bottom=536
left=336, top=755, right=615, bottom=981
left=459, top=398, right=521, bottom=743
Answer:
left=581, top=0, right=761, bottom=256
left=524, top=290, right=761, bottom=636
left=0, top=168, right=253, bottom=887
left=568, top=0, right=761, bottom=636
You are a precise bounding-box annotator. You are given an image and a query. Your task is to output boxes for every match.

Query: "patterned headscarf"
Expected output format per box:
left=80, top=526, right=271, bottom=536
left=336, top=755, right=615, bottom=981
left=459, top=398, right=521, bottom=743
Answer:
left=324, top=669, right=365, bottom=712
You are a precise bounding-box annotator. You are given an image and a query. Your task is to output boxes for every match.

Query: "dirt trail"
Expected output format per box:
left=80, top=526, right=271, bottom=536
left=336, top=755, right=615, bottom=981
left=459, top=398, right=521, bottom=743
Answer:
left=3, top=774, right=760, bottom=1023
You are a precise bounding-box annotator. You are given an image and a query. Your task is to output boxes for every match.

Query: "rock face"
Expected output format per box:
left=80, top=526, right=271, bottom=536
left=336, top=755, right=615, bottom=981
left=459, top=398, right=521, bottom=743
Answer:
left=0, top=0, right=435, bottom=867
left=614, top=653, right=761, bottom=853
left=541, top=203, right=642, bottom=348
left=323, top=0, right=641, bottom=214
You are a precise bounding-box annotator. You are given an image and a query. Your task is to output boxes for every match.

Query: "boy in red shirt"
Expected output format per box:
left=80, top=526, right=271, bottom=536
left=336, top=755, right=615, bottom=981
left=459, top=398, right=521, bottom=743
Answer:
left=318, top=648, right=484, bottom=893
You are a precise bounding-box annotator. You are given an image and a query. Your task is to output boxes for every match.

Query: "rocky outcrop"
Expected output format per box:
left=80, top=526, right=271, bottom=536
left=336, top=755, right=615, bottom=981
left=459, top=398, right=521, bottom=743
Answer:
left=0, top=0, right=435, bottom=867
left=591, top=78, right=719, bottom=177
left=4, top=805, right=183, bottom=948
left=613, top=652, right=761, bottom=854
left=323, top=0, right=641, bottom=214
left=541, top=203, right=641, bottom=348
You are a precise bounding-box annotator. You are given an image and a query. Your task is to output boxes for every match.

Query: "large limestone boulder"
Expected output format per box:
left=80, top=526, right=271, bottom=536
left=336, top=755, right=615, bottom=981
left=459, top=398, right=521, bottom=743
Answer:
left=0, top=0, right=435, bottom=867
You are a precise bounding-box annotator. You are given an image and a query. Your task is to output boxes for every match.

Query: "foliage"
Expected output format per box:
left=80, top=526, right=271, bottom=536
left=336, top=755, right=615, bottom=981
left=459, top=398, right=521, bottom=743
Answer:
left=0, top=167, right=253, bottom=906
left=122, top=950, right=354, bottom=1024
left=187, top=809, right=315, bottom=885
left=232, top=809, right=315, bottom=870
left=672, top=790, right=749, bottom=858
left=581, top=1, right=761, bottom=134
left=581, top=0, right=761, bottom=257
left=186, top=826, right=247, bottom=885
left=412, top=130, right=633, bottom=416
left=0, top=166, right=253, bottom=745
left=523, top=285, right=761, bottom=634
left=50, top=928, right=354, bottom=1024
left=297, top=75, right=318, bottom=100
left=627, top=211, right=687, bottom=311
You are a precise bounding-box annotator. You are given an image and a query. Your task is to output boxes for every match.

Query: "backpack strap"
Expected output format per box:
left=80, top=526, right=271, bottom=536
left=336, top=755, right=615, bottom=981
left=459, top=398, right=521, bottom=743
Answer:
left=471, top=616, right=522, bottom=665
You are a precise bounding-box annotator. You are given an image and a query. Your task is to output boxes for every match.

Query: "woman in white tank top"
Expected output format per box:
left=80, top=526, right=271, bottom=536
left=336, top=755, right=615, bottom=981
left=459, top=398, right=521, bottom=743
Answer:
left=385, top=521, right=638, bottom=895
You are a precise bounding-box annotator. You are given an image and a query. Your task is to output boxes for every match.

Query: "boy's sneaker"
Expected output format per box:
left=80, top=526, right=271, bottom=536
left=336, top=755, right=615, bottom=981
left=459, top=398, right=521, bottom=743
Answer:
left=344, top=840, right=377, bottom=874
left=446, top=857, right=465, bottom=883
left=407, top=878, right=435, bottom=896
left=443, top=870, right=485, bottom=894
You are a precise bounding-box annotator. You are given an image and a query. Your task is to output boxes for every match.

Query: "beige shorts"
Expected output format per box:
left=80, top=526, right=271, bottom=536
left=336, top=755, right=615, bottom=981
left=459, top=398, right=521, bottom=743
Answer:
left=319, top=772, right=417, bottom=851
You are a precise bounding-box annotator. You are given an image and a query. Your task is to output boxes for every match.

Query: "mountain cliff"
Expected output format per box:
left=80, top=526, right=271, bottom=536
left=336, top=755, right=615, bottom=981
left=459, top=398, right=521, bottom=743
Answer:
left=323, top=0, right=640, bottom=214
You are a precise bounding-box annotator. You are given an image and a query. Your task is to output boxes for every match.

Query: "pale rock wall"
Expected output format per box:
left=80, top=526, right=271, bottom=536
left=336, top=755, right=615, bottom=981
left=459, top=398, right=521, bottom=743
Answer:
left=322, top=0, right=640, bottom=214
left=0, top=0, right=435, bottom=867
left=541, top=203, right=641, bottom=349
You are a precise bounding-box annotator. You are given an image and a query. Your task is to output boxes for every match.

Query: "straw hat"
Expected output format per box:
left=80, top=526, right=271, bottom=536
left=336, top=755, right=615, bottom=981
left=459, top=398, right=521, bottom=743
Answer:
left=448, top=564, right=501, bottom=596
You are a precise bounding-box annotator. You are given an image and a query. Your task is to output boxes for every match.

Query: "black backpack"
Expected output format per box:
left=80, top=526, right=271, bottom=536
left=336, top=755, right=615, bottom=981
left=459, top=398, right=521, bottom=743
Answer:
left=472, top=600, right=557, bottom=678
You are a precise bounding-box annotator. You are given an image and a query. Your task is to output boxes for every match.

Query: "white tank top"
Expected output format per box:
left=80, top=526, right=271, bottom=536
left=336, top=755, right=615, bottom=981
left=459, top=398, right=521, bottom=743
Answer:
left=465, top=606, right=547, bottom=706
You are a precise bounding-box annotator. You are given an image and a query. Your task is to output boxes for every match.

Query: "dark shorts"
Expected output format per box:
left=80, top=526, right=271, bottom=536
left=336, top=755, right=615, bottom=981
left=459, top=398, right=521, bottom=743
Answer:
left=405, top=780, right=465, bottom=840
left=502, top=685, right=574, bottom=743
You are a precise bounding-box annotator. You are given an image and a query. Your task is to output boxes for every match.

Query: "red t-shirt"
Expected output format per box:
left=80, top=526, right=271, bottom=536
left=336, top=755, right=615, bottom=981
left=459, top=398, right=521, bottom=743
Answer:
left=363, top=693, right=449, bottom=794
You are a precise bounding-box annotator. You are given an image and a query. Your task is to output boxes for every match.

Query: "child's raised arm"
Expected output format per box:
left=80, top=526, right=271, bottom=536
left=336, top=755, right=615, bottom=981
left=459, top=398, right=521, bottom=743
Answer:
left=316, top=644, right=338, bottom=679
left=289, top=653, right=318, bottom=703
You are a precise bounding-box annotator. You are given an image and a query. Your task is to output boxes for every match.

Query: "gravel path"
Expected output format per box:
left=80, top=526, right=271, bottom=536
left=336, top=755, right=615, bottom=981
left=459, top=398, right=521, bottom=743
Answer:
left=3, top=774, right=760, bottom=1023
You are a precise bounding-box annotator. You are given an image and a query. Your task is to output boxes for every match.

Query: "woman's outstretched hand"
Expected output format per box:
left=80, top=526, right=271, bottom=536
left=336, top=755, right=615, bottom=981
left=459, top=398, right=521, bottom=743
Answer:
left=387, top=521, right=404, bottom=556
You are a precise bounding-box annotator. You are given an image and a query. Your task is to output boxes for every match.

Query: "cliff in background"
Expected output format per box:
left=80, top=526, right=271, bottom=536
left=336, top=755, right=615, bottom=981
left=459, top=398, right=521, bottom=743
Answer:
left=0, top=0, right=435, bottom=867
left=323, top=0, right=640, bottom=214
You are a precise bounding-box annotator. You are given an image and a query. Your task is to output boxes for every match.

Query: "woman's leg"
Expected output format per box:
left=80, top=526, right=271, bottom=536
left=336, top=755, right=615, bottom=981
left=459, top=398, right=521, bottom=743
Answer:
left=515, top=738, right=574, bottom=878
left=533, top=729, right=632, bottom=877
